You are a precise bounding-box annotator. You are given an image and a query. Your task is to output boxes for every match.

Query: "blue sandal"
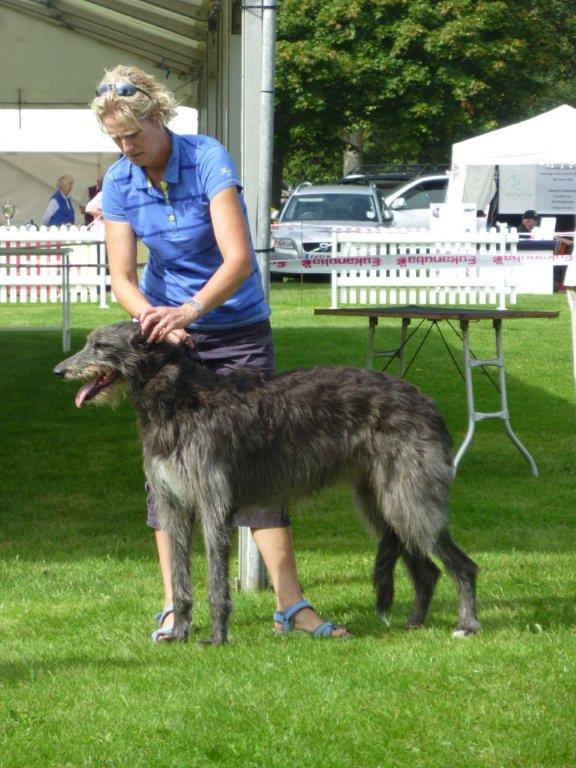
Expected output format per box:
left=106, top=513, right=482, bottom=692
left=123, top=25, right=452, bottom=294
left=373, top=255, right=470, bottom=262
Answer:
left=151, top=605, right=175, bottom=643
left=274, top=599, right=351, bottom=638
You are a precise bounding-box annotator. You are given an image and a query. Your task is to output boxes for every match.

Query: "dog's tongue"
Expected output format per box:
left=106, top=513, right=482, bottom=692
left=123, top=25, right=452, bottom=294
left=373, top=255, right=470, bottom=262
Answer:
left=75, top=377, right=100, bottom=408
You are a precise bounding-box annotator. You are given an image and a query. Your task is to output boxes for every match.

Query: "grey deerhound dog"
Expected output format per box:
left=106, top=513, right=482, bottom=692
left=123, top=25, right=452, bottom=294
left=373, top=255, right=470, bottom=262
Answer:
left=54, top=321, right=480, bottom=644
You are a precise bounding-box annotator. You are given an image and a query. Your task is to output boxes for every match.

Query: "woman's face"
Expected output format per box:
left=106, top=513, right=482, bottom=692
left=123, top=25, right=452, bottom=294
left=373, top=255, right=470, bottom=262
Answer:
left=102, top=113, right=170, bottom=172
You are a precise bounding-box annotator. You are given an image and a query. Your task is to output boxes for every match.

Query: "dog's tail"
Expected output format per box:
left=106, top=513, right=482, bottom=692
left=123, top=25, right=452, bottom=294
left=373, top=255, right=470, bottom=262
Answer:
left=355, top=433, right=452, bottom=554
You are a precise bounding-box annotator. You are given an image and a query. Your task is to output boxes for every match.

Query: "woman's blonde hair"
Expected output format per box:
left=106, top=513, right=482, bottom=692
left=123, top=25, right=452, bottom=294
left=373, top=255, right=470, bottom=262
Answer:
left=91, top=65, right=178, bottom=129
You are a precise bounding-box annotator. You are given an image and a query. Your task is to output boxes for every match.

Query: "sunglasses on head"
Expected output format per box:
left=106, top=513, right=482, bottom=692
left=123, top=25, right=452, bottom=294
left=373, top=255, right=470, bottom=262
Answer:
left=96, top=81, right=151, bottom=99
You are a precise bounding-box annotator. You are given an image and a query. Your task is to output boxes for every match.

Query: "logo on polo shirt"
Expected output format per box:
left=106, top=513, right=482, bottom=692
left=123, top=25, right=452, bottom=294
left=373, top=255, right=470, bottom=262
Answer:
left=220, top=167, right=234, bottom=177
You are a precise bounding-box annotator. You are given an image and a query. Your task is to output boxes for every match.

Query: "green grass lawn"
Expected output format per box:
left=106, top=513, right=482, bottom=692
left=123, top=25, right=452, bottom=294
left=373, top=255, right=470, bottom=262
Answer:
left=0, top=285, right=575, bottom=767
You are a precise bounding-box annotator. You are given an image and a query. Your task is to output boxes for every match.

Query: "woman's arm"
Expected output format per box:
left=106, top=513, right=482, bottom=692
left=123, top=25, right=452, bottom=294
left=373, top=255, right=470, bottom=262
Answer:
left=106, top=220, right=147, bottom=315
left=105, top=220, right=152, bottom=318
left=140, top=186, right=255, bottom=341
left=105, top=220, right=188, bottom=346
left=43, top=198, right=58, bottom=226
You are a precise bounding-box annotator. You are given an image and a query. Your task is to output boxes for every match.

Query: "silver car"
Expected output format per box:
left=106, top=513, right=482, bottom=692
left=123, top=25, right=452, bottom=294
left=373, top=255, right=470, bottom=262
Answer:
left=271, top=183, right=393, bottom=275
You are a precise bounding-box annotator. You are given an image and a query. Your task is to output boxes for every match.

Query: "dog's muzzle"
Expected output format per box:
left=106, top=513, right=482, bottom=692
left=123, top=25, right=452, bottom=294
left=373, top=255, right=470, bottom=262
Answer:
left=53, top=362, right=119, bottom=408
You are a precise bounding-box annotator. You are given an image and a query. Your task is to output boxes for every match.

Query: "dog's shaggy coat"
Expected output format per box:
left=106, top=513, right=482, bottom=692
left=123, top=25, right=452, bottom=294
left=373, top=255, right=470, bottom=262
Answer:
left=54, top=321, right=480, bottom=644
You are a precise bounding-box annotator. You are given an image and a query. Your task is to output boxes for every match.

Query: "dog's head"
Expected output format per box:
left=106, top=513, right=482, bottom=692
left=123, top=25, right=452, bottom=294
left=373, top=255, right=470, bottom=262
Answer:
left=53, top=321, right=176, bottom=408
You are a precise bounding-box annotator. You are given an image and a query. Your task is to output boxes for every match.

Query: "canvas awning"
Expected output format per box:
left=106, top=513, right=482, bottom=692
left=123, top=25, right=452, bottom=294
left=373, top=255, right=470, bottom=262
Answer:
left=0, top=1, right=219, bottom=108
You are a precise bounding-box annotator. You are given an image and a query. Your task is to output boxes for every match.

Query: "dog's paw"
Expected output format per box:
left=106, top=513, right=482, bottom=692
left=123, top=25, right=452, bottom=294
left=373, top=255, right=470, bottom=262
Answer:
left=167, top=621, right=190, bottom=643
left=453, top=621, right=481, bottom=638
left=404, top=621, right=424, bottom=631
left=377, top=610, right=391, bottom=627
left=196, top=636, right=228, bottom=648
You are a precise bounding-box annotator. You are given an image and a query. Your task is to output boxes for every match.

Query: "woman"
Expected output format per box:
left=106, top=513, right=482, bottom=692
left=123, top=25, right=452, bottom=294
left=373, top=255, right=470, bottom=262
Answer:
left=91, top=65, right=349, bottom=641
left=43, top=174, right=75, bottom=226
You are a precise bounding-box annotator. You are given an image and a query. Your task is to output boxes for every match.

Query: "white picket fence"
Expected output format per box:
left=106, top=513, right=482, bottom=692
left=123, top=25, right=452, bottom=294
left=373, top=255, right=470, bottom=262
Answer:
left=0, top=225, right=109, bottom=308
left=330, top=228, right=524, bottom=310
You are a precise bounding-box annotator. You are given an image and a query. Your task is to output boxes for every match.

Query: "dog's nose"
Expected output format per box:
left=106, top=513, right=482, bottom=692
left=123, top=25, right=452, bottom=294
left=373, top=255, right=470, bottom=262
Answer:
left=53, top=365, right=66, bottom=377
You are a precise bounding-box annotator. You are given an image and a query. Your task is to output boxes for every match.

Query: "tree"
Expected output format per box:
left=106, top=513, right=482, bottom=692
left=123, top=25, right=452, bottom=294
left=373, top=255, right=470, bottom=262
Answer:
left=273, top=0, right=573, bottom=199
left=530, top=0, right=576, bottom=109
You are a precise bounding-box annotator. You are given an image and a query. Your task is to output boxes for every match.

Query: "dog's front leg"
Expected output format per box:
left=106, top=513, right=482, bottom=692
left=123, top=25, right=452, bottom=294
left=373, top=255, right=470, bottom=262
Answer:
left=201, top=518, right=233, bottom=645
left=166, top=507, right=194, bottom=642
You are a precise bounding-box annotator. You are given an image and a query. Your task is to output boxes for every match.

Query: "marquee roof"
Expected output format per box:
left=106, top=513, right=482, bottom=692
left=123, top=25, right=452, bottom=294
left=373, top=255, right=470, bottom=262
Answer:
left=0, top=0, right=217, bottom=77
left=0, top=1, right=219, bottom=108
left=451, top=105, right=576, bottom=167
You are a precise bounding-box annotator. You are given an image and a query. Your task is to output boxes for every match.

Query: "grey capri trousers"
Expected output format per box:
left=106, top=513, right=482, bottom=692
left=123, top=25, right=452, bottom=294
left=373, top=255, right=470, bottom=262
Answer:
left=146, top=319, right=290, bottom=529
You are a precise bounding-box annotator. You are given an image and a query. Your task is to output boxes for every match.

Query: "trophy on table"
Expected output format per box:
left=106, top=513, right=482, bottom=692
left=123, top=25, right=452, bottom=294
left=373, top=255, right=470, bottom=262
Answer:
left=2, top=198, right=18, bottom=227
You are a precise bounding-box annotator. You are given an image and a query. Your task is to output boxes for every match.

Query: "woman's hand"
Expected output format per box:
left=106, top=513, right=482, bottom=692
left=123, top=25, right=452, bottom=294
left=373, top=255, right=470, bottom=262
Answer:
left=139, top=304, right=197, bottom=345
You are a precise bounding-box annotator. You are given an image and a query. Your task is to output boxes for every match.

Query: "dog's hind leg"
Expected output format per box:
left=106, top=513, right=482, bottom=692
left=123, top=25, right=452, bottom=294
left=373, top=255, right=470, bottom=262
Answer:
left=401, top=551, right=441, bottom=629
left=373, top=528, right=403, bottom=624
left=201, top=519, right=233, bottom=646
left=355, top=481, right=402, bottom=625
left=433, top=528, right=480, bottom=637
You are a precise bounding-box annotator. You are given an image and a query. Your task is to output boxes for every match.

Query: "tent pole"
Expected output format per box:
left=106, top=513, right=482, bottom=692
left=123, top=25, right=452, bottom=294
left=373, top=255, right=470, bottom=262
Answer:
left=238, top=0, right=278, bottom=592
left=488, top=165, right=500, bottom=227
left=255, top=0, right=278, bottom=301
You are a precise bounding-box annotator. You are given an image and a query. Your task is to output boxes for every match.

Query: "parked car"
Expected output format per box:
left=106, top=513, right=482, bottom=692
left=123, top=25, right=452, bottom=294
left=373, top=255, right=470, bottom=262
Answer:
left=340, top=166, right=450, bottom=229
left=270, top=183, right=393, bottom=276
left=339, top=163, right=449, bottom=192
left=384, top=174, right=449, bottom=229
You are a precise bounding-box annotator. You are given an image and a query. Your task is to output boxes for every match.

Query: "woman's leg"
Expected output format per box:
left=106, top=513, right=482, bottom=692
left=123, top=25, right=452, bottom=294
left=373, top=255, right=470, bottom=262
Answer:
left=155, top=525, right=348, bottom=637
left=251, top=526, right=349, bottom=637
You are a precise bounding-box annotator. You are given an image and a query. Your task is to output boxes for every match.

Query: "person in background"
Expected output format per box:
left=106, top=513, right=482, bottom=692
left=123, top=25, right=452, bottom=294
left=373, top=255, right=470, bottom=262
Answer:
left=91, top=64, right=350, bottom=642
left=80, top=177, right=104, bottom=225
left=43, top=175, right=75, bottom=226
left=518, top=209, right=538, bottom=233
left=84, top=189, right=104, bottom=230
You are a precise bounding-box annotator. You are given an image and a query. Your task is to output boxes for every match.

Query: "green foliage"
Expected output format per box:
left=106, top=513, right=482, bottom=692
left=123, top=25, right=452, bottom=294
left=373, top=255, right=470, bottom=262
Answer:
left=275, top=0, right=576, bottom=184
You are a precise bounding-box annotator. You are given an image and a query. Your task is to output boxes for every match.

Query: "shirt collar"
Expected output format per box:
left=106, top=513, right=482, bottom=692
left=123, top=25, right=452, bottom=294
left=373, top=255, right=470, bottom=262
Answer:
left=133, top=164, right=149, bottom=191
left=163, top=130, right=180, bottom=184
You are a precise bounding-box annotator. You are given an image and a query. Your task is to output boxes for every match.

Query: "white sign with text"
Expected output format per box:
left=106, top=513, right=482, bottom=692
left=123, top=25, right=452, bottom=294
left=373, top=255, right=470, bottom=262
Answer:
left=499, top=165, right=576, bottom=213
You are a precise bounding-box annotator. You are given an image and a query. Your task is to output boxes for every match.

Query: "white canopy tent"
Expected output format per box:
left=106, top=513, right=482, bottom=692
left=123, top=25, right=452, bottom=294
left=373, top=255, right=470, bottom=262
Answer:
left=446, top=105, right=576, bottom=216
left=0, top=107, right=197, bottom=225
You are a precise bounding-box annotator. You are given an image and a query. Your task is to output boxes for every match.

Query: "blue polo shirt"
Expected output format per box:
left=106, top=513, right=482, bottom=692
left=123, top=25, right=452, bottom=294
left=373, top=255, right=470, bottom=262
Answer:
left=102, top=132, right=270, bottom=330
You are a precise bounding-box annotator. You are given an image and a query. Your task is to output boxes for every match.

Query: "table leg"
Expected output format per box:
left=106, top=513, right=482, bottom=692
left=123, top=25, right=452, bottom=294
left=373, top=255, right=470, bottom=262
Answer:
left=398, top=318, right=410, bottom=377
left=367, top=316, right=378, bottom=369
left=453, top=320, right=476, bottom=475
left=62, top=252, right=71, bottom=352
left=453, top=318, right=538, bottom=476
left=493, top=319, right=538, bottom=476
left=97, top=243, right=109, bottom=310
left=366, top=316, right=410, bottom=374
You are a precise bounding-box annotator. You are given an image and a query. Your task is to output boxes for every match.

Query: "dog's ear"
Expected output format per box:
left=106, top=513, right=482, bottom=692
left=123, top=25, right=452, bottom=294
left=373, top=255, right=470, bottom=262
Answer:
left=130, top=327, right=149, bottom=347
left=127, top=326, right=181, bottom=361
left=115, top=320, right=147, bottom=347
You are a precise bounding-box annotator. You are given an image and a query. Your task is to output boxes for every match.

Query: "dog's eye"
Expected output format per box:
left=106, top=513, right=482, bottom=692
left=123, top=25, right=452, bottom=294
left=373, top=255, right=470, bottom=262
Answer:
left=92, top=341, right=109, bottom=350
